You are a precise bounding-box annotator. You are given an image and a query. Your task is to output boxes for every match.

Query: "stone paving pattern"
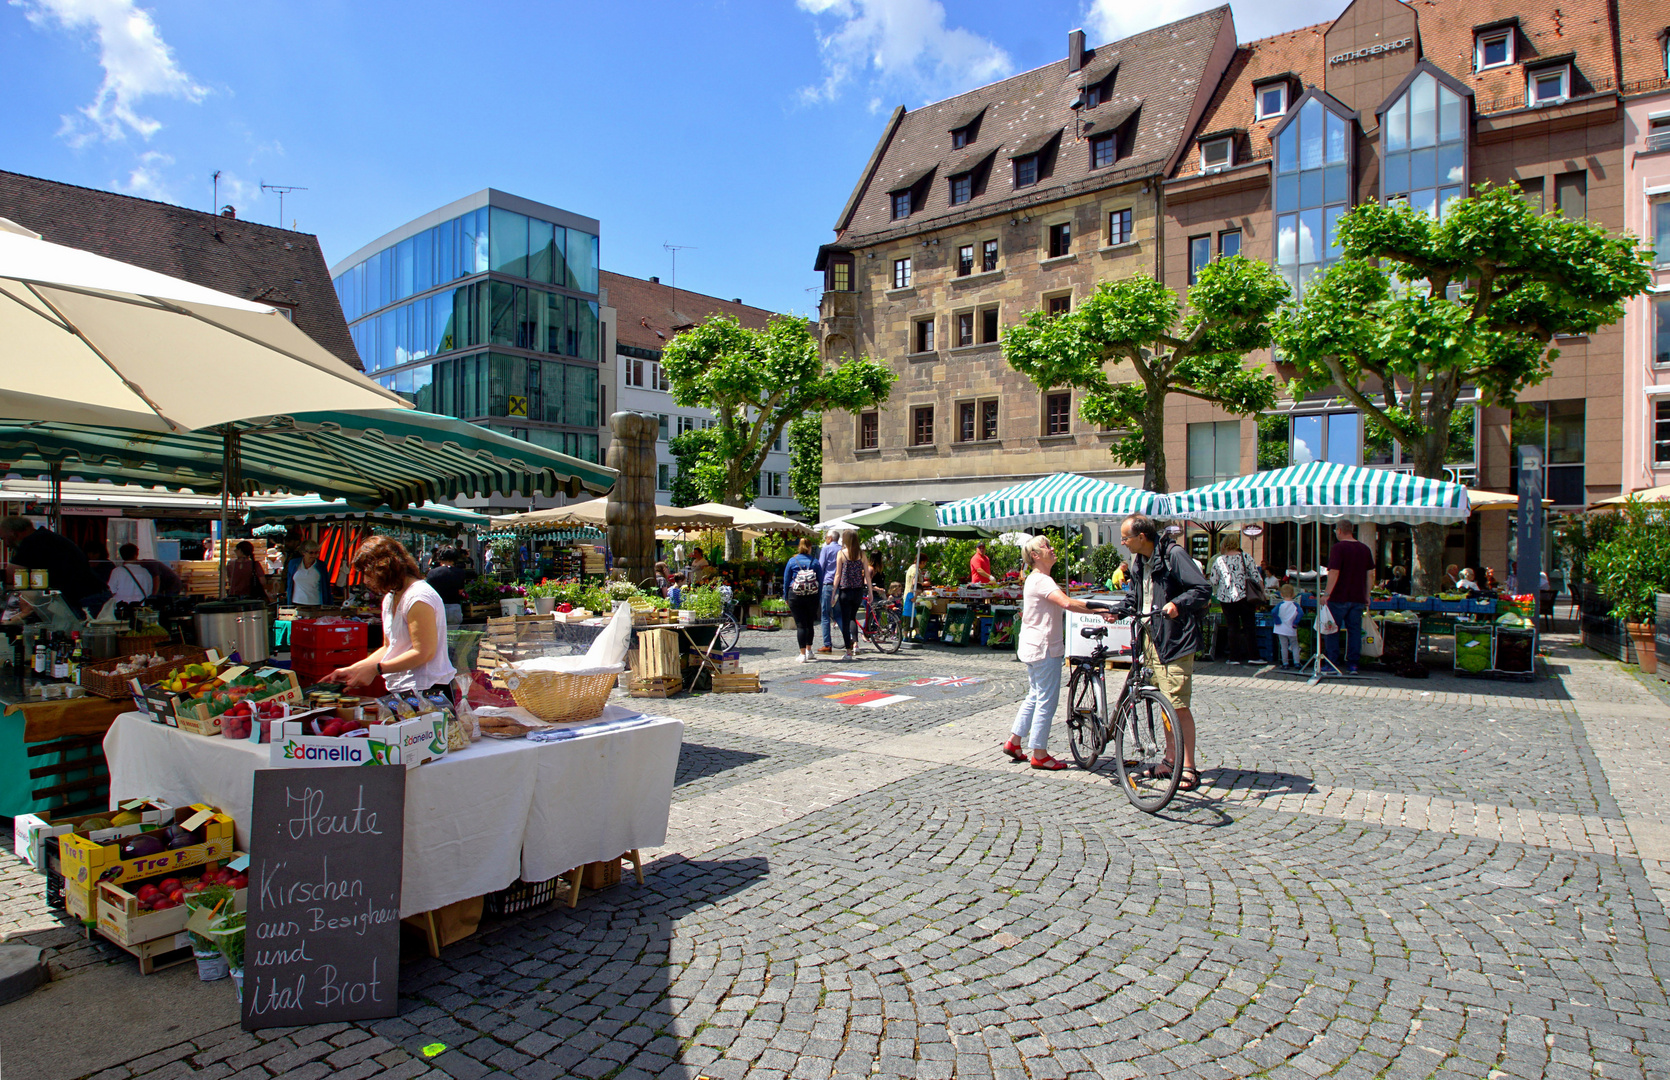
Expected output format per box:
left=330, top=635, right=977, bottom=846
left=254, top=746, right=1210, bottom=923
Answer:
left=4, top=629, right=1669, bottom=1080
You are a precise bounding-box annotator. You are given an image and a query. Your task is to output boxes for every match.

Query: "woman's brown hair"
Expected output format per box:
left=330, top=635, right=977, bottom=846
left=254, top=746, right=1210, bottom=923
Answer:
left=841, top=531, right=860, bottom=562
left=797, top=537, right=813, bottom=555
left=352, top=535, right=421, bottom=595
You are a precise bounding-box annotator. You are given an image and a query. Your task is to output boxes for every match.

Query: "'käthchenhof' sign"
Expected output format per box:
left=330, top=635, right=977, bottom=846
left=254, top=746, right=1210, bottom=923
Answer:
left=1330, top=37, right=1413, bottom=64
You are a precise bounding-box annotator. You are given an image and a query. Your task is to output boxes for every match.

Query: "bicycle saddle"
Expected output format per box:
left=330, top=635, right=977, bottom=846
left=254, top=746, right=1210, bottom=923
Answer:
left=1080, top=626, right=1108, bottom=639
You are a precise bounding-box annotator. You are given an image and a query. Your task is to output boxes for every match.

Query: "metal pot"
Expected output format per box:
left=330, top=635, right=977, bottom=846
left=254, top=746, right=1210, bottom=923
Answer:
left=81, top=620, right=128, bottom=662
left=193, top=600, right=270, bottom=664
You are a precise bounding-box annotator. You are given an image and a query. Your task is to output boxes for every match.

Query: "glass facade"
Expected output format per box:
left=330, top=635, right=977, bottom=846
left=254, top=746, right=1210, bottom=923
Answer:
left=347, top=282, right=599, bottom=371
left=1274, top=96, right=1351, bottom=301
left=1381, top=70, right=1466, bottom=219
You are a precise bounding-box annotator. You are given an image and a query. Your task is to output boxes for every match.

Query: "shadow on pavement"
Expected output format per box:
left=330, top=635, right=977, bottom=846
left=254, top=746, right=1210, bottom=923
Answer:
left=675, top=741, right=769, bottom=787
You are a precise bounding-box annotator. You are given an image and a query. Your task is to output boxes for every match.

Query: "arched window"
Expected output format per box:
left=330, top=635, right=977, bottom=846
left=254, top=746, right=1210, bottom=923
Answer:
left=1379, top=68, right=1469, bottom=219
left=1271, top=93, right=1353, bottom=301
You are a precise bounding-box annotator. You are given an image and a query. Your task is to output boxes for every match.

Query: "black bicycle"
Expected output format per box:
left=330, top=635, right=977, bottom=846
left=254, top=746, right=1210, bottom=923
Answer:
left=1064, top=611, right=1184, bottom=813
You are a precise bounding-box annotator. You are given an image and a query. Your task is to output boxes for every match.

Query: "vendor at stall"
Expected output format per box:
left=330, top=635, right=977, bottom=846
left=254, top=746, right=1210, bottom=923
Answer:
left=226, top=541, right=268, bottom=600
left=970, top=541, right=996, bottom=585
left=0, top=514, right=108, bottom=616
left=108, top=543, right=155, bottom=603
left=286, top=540, right=332, bottom=606
left=327, top=536, right=455, bottom=700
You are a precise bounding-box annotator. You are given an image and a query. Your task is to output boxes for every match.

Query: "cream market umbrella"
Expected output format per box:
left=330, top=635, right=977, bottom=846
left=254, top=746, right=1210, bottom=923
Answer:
left=0, top=218, right=406, bottom=431
left=1467, top=488, right=1552, bottom=510
left=1595, top=484, right=1670, bottom=506
left=686, top=502, right=813, bottom=534
left=493, top=497, right=728, bottom=532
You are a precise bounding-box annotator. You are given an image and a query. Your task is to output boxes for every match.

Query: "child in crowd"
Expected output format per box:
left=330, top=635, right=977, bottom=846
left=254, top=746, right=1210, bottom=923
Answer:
left=1273, top=583, right=1302, bottom=670
left=667, top=572, right=685, bottom=608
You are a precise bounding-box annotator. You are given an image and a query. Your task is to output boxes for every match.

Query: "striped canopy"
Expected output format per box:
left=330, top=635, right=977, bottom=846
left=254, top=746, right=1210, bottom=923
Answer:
left=937, top=473, right=1170, bottom=530
left=246, top=496, right=490, bottom=529
left=1169, top=462, right=1471, bottom=524
left=0, top=409, right=617, bottom=510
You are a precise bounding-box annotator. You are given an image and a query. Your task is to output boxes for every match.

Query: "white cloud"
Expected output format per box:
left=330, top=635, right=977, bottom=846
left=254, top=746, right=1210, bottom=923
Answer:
left=120, top=148, right=172, bottom=198
left=12, top=0, right=206, bottom=145
left=1085, top=0, right=1340, bottom=46
left=797, top=0, right=1012, bottom=106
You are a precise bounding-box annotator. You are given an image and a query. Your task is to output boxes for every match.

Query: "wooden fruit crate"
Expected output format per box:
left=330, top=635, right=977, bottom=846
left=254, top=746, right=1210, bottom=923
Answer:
left=712, top=672, right=762, bottom=694
left=78, top=644, right=211, bottom=700
left=628, top=674, right=682, bottom=698
left=94, top=868, right=248, bottom=974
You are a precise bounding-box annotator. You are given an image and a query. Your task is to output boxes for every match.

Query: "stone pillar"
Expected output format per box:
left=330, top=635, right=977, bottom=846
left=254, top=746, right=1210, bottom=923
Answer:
left=605, top=411, right=658, bottom=584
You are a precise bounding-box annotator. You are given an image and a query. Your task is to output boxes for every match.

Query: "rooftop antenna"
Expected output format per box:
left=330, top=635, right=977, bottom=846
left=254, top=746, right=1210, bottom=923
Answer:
left=259, top=181, right=308, bottom=228
left=212, top=170, right=221, bottom=214
left=662, top=242, right=696, bottom=311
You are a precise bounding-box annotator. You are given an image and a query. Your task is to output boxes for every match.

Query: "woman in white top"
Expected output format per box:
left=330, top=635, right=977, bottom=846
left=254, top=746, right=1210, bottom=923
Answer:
left=327, top=536, right=455, bottom=698
left=1003, top=534, right=1118, bottom=771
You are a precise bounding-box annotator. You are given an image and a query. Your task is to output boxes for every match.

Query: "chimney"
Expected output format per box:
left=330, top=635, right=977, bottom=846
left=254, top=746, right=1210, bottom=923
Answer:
left=220, top=206, right=237, bottom=219
left=650, top=275, right=660, bottom=284
left=732, top=298, right=742, bottom=304
left=1068, top=29, right=1086, bottom=73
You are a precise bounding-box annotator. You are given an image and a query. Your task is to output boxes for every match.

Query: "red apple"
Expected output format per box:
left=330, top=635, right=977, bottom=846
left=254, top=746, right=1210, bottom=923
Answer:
left=158, top=877, right=182, bottom=894
left=230, top=874, right=248, bottom=889
left=136, top=883, right=160, bottom=902
left=152, top=897, right=177, bottom=910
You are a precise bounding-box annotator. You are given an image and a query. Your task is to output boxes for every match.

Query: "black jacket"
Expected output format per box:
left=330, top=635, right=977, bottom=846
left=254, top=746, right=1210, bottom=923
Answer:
left=1111, top=536, right=1212, bottom=663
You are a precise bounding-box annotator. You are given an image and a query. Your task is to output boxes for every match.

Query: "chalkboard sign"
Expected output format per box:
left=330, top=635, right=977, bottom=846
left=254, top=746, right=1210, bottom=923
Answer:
left=243, top=764, right=405, bottom=1030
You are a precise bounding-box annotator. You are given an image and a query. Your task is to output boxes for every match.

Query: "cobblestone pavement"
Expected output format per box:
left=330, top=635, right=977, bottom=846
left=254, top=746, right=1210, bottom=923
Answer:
left=4, top=630, right=1670, bottom=1080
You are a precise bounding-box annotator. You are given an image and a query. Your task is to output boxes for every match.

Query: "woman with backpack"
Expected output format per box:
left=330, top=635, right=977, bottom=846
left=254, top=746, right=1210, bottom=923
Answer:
left=1209, top=534, right=1263, bottom=665
left=784, top=536, right=823, bottom=663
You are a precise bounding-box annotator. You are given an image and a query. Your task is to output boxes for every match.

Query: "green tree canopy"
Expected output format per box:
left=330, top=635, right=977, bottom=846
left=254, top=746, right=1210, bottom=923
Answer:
left=1273, top=184, right=1653, bottom=591
left=1001, top=257, right=1288, bottom=491
left=661, top=314, right=894, bottom=511
left=787, top=413, right=822, bottom=523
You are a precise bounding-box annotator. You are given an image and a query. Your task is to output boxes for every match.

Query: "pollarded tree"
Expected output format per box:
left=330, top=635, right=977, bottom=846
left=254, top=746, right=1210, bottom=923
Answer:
left=1273, top=184, right=1653, bottom=594
left=786, top=413, right=822, bottom=523
left=1002, top=257, right=1289, bottom=492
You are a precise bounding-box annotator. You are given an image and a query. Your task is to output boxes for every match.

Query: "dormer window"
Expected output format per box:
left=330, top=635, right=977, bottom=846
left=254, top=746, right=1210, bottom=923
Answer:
left=1014, top=155, right=1039, bottom=187
left=1090, top=133, right=1116, bottom=169
left=950, top=173, right=972, bottom=205
left=891, top=191, right=913, bottom=219
left=1255, top=82, right=1288, bottom=120
left=1085, top=83, right=1104, bottom=108
left=1201, top=138, right=1233, bottom=172
left=952, top=127, right=970, bottom=149
left=1475, top=29, right=1514, bottom=70
left=1529, top=65, right=1570, bottom=106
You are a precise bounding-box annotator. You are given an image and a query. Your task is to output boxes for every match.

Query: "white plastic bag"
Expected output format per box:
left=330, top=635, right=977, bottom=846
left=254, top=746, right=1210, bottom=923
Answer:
left=1316, top=603, right=1339, bottom=635
left=1359, top=612, right=1383, bottom=658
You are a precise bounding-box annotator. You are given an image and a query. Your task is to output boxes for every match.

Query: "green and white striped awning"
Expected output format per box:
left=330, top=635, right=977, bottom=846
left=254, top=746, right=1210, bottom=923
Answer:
left=1169, top=462, right=1471, bottom=525
left=245, top=496, right=490, bottom=529
left=937, top=473, right=1169, bottom=530
left=0, top=409, right=617, bottom=510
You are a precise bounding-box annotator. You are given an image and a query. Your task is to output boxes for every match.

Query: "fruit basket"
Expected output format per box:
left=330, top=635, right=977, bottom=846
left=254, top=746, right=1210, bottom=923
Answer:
left=79, top=645, right=212, bottom=700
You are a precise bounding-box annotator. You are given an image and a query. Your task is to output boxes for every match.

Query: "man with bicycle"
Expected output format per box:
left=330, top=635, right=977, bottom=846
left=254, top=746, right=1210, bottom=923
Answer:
left=1112, top=514, right=1211, bottom=791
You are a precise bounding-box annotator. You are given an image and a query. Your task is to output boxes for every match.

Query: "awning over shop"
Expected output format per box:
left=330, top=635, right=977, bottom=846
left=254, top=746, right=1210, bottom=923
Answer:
left=246, top=496, right=490, bottom=529
left=937, top=473, right=1168, bottom=530
left=1169, top=462, right=1471, bottom=524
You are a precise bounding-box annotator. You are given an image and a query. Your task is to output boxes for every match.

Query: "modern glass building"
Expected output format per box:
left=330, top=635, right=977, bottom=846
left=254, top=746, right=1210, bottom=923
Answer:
left=331, top=190, right=604, bottom=462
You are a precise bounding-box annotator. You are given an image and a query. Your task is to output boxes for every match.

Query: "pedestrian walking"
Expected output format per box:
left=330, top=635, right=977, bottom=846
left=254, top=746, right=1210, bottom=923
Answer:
left=1108, top=514, right=1211, bottom=790
left=784, top=537, right=822, bottom=662
left=1003, top=534, right=1118, bottom=770
left=1320, top=521, right=1375, bottom=674
left=817, top=529, right=841, bottom=654
left=1208, top=535, right=1259, bottom=665
left=833, top=531, right=869, bottom=661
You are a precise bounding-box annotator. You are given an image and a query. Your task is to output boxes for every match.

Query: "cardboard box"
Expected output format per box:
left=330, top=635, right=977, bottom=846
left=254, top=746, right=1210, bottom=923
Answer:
left=172, top=667, right=303, bottom=735
left=59, top=805, right=235, bottom=917
left=96, top=864, right=248, bottom=948
left=267, top=713, right=446, bottom=768
left=14, top=801, right=174, bottom=871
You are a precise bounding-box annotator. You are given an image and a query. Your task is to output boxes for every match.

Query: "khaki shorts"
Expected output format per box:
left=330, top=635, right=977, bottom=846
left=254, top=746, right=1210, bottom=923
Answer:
left=1142, top=638, right=1194, bottom=710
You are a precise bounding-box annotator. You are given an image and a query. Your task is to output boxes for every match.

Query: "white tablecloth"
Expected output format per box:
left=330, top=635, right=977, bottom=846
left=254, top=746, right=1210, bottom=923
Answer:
left=104, top=711, right=683, bottom=916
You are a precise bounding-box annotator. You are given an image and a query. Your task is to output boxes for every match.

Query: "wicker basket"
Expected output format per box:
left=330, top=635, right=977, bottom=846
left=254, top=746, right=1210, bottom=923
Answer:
left=502, top=669, right=618, bottom=722
left=78, top=644, right=211, bottom=700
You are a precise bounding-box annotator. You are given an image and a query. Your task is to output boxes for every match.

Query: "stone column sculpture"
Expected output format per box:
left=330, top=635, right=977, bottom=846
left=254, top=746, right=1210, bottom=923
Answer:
left=605, top=411, right=658, bottom=585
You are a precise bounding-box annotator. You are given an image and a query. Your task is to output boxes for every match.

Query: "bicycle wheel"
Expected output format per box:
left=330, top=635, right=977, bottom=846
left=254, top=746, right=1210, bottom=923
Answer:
left=1113, top=690, right=1182, bottom=813
left=871, top=610, right=903, bottom=653
left=1065, top=666, right=1107, bottom=770
left=713, top=614, right=741, bottom=654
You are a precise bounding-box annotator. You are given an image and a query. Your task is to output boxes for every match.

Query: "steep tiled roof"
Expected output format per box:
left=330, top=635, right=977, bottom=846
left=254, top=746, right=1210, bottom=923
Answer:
left=1174, top=22, right=1331, bottom=174
left=837, top=5, right=1233, bottom=244
left=601, top=271, right=776, bottom=355
left=0, top=169, right=360, bottom=369
left=1612, top=0, right=1670, bottom=93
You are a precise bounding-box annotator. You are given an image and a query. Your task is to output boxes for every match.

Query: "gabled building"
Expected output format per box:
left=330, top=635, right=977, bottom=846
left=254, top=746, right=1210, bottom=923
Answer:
left=814, top=10, right=1240, bottom=520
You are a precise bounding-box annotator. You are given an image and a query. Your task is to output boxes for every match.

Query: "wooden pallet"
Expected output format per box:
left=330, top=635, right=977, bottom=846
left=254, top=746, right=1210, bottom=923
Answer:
left=629, top=674, right=683, bottom=698
left=712, top=672, right=762, bottom=694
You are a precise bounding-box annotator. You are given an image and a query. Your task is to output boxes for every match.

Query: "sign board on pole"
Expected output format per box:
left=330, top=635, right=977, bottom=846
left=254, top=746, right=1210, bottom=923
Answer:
left=243, top=765, right=405, bottom=1030
left=1515, top=444, right=1544, bottom=594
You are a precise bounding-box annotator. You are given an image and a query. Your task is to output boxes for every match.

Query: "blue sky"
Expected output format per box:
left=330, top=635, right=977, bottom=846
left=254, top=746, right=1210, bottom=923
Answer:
left=0, top=0, right=1325, bottom=319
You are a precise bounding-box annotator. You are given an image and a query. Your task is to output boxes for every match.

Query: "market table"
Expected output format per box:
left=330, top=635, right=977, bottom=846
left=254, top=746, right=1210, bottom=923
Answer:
left=1, top=694, right=129, bottom=817
left=103, top=710, right=682, bottom=917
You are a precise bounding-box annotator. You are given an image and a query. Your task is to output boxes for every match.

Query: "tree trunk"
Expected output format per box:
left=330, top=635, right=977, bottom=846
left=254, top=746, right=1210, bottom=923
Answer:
left=1412, top=522, right=1447, bottom=597
left=1141, top=399, right=1168, bottom=494
left=1409, top=411, right=1455, bottom=596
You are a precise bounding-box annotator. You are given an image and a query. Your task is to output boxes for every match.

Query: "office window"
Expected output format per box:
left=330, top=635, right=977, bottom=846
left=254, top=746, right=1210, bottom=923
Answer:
left=677, top=415, right=695, bottom=435
left=1014, top=155, right=1038, bottom=188
left=658, top=463, right=671, bottom=491
left=761, top=472, right=783, bottom=498
left=980, top=307, right=999, bottom=344
left=1475, top=29, right=1513, bottom=70
left=915, top=317, right=936, bottom=354
left=658, top=413, right=669, bottom=441
left=1381, top=70, right=1466, bottom=221
left=1530, top=66, right=1570, bottom=106
left=1291, top=412, right=1359, bottom=466
left=1048, top=222, right=1072, bottom=258
left=1511, top=400, right=1585, bottom=505
left=1044, top=392, right=1072, bottom=436
left=1201, top=138, right=1232, bottom=171
left=1656, top=298, right=1670, bottom=365
left=1090, top=134, right=1116, bottom=169
left=981, top=399, right=999, bottom=441
left=1108, top=209, right=1132, bottom=245
left=1048, top=294, right=1071, bottom=317
left=1187, top=421, right=1241, bottom=486
left=1517, top=176, right=1545, bottom=213
left=1657, top=401, right=1670, bottom=467
left=958, top=401, right=977, bottom=443
left=1188, top=236, right=1212, bottom=284
left=1656, top=203, right=1670, bottom=265
left=1555, top=171, right=1586, bottom=219
left=1276, top=94, right=1353, bottom=301
left=981, top=238, right=999, bottom=272
left=893, top=258, right=912, bottom=289
left=956, top=311, right=974, bottom=347
left=892, top=191, right=912, bottom=219
left=957, top=244, right=974, bottom=276
left=1219, top=230, right=1242, bottom=259
left=1256, top=82, right=1288, bottom=120
left=858, top=411, right=878, bottom=450
left=912, top=405, right=935, bottom=446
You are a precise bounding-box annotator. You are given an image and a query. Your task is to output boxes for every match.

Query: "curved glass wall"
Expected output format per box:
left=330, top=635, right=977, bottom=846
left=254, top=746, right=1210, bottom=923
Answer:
left=348, top=282, right=599, bottom=371
left=1273, top=96, right=1352, bottom=301
left=1380, top=70, right=1466, bottom=219
left=376, top=352, right=600, bottom=461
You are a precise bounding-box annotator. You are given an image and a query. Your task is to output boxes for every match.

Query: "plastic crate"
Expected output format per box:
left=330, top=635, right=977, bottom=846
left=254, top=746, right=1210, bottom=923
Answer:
left=482, top=877, right=563, bottom=919
left=1494, top=627, right=1536, bottom=674
left=1455, top=626, right=1494, bottom=672
left=291, top=619, right=369, bottom=651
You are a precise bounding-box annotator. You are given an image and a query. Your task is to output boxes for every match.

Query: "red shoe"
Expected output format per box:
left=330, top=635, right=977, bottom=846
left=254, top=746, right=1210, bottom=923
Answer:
left=1000, top=739, right=1026, bottom=762
left=1029, top=754, right=1070, bottom=771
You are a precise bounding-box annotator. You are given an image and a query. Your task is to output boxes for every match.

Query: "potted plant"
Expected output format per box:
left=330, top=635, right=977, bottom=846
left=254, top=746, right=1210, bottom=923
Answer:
left=526, top=580, right=561, bottom=615
left=185, top=882, right=234, bottom=981
left=1586, top=497, right=1670, bottom=673
left=213, top=906, right=246, bottom=1002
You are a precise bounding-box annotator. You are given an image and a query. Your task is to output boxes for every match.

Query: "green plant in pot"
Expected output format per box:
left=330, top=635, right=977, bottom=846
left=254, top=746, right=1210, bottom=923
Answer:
left=185, top=883, right=235, bottom=982
left=684, top=585, right=725, bottom=619
left=1586, top=496, right=1670, bottom=673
